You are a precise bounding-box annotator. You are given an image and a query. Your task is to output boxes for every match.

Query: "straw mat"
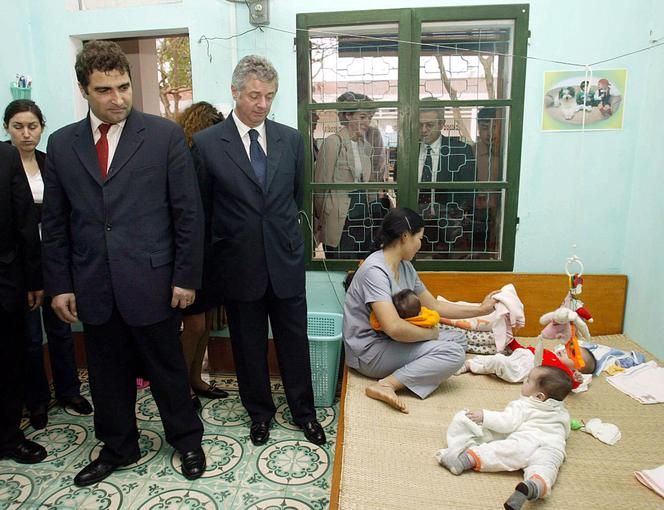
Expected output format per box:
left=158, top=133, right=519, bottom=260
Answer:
left=337, top=335, right=664, bottom=509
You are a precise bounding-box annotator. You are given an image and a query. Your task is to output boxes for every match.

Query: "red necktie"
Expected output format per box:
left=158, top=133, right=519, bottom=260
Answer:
left=96, top=123, right=111, bottom=179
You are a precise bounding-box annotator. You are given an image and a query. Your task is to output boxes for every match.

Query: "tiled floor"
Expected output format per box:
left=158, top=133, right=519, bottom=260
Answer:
left=0, top=373, right=339, bottom=509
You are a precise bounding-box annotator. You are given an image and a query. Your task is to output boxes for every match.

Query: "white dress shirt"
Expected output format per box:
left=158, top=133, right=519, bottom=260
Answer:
left=89, top=110, right=126, bottom=175
left=418, top=135, right=442, bottom=181
left=233, top=111, right=268, bottom=159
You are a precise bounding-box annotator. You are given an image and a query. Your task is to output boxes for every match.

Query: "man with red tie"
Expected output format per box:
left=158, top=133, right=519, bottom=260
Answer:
left=41, top=40, right=205, bottom=486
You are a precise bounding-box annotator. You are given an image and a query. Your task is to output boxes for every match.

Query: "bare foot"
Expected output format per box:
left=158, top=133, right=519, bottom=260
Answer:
left=365, top=382, right=409, bottom=413
left=455, top=360, right=471, bottom=376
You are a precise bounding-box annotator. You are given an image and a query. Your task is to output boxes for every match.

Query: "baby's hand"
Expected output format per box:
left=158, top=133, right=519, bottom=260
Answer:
left=466, top=410, right=484, bottom=424
left=573, top=370, right=584, bottom=383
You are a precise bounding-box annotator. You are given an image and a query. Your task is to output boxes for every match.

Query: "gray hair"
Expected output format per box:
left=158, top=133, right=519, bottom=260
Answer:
left=232, top=55, right=279, bottom=93
left=420, top=96, right=445, bottom=121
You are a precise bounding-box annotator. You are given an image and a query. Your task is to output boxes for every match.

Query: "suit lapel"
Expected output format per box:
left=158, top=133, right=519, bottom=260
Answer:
left=264, top=120, right=283, bottom=193
left=222, top=115, right=262, bottom=189
left=106, top=110, right=144, bottom=182
left=72, top=117, right=104, bottom=187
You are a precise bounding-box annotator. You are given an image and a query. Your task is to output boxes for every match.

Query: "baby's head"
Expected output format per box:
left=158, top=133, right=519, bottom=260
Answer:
left=393, top=289, right=421, bottom=319
left=558, top=346, right=597, bottom=375
left=521, top=365, right=573, bottom=402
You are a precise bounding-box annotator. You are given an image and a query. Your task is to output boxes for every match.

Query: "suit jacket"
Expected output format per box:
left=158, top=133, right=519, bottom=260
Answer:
left=0, top=143, right=42, bottom=312
left=313, top=128, right=373, bottom=247
left=420, top=135, right=476, bottom=216
left=192, top=114, right=305, bottom=302
left=42, top=109, right=204, bottom=326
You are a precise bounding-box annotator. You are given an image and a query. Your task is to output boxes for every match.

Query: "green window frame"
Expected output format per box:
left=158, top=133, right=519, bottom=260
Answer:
left=297, top=5, right=529, bottom=270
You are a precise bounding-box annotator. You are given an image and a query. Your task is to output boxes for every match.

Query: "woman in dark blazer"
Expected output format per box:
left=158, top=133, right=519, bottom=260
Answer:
left=3, top=100, right=92, bottom=429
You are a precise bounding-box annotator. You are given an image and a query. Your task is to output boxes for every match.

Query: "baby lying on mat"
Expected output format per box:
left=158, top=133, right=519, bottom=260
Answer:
left=370, top=289, right=440, bottom=330
left=436, top=363, right=574, bottom=510
left=456, top=338, right=596, bottom=392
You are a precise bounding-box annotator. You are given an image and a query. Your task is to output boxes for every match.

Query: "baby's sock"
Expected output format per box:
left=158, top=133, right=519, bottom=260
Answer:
left=503, top=479, right=543, bottom=510
left=438, top=450, right=475, bottom=475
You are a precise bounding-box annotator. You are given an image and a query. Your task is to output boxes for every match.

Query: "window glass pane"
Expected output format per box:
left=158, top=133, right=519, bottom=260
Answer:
left=312, top=190, right=397, bottom=260
left=312, top=107, right=398, bottom=184
left=310, top=24, right=399, bottom=103
left=417, top=105, right=509, bottom=182
left=419, top=20, right=514, bottom=100
left=417, top=189, right=503, bottom=260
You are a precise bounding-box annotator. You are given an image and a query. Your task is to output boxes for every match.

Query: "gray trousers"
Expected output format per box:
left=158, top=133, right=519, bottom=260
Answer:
left=357, top=328, right=467, bottom=398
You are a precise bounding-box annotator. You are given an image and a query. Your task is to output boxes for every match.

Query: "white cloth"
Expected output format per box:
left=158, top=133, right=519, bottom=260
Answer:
left=26, top=171, right=44, bottom=204
left=634, top=464, right=664, bottom=499
left=606, top=360, right=664, bottom=404
left=440, top=397, right=569, bottom=496
left=232, top=111, right=268, bottom=158
left=581, top=418, right=621, bottom=445
left=89, top=110, right=126, bottom=174
left=490, top=284, right=525, bottom=351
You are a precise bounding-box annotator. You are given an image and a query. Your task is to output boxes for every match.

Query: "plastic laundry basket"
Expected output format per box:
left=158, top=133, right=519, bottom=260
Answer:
left=307, top=312, right=343, bottom=407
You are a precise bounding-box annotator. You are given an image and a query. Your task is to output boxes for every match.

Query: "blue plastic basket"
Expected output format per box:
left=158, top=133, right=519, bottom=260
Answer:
left=307, top=312, right=343, bottom=407
left=10, top=85, right=31, bottom=100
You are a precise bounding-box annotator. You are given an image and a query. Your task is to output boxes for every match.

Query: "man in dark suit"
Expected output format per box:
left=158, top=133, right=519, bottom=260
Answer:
left=42, top=40, right=205, bottom=486
left=418, top=104, right=476, bottom=257
left=192, top=55, right=325, bottom=446
left=0, top=143, right=47, bottom=465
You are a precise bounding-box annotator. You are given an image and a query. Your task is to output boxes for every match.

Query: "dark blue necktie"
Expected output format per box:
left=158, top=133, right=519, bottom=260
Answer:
left=249, top=128, right=267, bottom=190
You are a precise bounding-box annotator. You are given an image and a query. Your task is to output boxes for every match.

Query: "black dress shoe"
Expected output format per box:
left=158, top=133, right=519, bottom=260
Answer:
left=193, top=383, right=229, bottom=399
left=180, top=448, right=206, bottom=480
left=74, top=455, right=139, bottom=487
left=301, top=421, right=327, bottom=445
left=249, top=421, right=271, bottom=446
left=0, top=439, right=47, bottom=464
left=29, top=403, right=48, bottom=430
left=191, top=395, right=202, bottom=411
left=59, top=395, right=93, bottom=415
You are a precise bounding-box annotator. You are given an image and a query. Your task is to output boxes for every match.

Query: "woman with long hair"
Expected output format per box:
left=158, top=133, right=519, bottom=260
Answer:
left=343, top=207, right=497, bottom=412
left=177, top=102, right=228, bottom=409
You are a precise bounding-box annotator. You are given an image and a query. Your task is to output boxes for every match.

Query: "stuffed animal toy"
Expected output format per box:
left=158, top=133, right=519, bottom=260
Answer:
left=594, top=78, right=613, bottom=117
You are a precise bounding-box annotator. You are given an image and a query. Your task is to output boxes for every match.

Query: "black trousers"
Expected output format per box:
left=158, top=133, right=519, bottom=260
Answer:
left=225, top=281, right=316, bottom=425
left=83, top=306, right=203, bottom=464
left=0, top=307, right=27, bottom=453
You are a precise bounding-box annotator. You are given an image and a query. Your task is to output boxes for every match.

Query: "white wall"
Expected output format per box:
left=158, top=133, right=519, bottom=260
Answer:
left=2, top=0, right=662, bottom=358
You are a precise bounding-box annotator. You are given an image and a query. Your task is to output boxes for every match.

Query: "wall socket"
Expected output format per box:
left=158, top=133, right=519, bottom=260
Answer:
left=246, top=0, right=269, bottom=26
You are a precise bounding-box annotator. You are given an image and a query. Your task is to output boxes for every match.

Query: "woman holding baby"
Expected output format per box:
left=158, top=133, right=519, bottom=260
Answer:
left=342, top=207, right=497, bottom=412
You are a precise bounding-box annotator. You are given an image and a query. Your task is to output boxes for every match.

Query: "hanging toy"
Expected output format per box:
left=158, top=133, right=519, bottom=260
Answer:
left=536, top=254, right=594, bottom=370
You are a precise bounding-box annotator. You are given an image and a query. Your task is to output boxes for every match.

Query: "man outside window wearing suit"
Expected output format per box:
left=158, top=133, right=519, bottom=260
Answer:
left=192, top=55, right=326, bottom=447
left=418, top=103, right=475, bottom=257
left=42, top=40, right=205, bottom=486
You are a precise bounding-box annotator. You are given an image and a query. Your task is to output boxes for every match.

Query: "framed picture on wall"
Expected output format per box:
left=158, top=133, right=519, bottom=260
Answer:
left=542, top=69, right=627, bottom=131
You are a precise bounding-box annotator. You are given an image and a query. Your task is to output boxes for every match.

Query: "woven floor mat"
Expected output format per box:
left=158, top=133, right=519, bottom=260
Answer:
left=338, top=335, right=664, bottom=509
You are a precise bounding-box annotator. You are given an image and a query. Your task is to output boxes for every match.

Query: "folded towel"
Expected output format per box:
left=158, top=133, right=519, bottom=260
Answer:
left=635, top=464, right=664, bottom=498
left=370, top=306, right=441, bottom=331
left=606, top=361, right=664, bottom=404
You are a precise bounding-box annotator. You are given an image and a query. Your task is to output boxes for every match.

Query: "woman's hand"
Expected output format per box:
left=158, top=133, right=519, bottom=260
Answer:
left=478, top=290, right=499, bottom=315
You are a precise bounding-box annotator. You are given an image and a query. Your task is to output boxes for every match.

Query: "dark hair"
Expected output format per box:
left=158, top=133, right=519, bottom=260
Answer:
left=477, top=107, right=497, bottom=123
left=176, top=101, right=224, bottom=148
left=337, top=91, right=374, bottom=121
left=393, top=289, right=421, bottom=319
left=3, top=99, right=45, bottom=127
left=579, top=347, right=597, bottom=375
left=420, top=96, right=445, bottom=121
left=534, top=366, right=573, bottom=401
left=373, top=207, right=424, bottom=251
left=75, top=40, right=131, bottom=89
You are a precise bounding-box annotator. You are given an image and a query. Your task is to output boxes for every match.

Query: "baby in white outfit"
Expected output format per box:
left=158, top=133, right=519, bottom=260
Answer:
left=436, top=364, right=573, bottom=510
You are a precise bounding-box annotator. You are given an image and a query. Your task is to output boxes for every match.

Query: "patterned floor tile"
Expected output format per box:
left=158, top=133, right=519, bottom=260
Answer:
left=10, top=371, right=338, bottom=510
